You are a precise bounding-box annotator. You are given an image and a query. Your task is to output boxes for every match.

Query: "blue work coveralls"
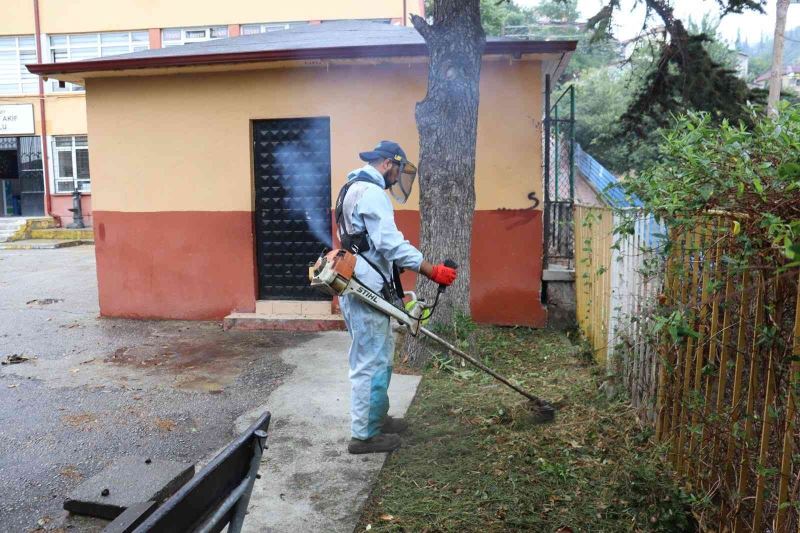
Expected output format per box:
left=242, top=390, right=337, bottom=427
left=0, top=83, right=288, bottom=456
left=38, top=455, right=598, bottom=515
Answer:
left=338, top=164, right=423, bottom=440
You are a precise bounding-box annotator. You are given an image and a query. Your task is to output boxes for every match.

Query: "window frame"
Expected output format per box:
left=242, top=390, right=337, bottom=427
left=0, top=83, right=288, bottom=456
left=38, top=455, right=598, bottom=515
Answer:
left=161, top=26, right=228, bottom=47
left=48, top=31, right=148, bottom=92
left=52, top=135, right=90, bottom=194
left=240, top=22, right=308, bottom=35
left=0, top=35, right=39, bottom=96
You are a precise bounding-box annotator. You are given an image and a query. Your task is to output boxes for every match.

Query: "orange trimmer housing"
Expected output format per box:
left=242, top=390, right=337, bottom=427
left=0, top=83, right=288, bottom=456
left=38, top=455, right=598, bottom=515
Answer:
left=309, top=249, right=357, bottom=295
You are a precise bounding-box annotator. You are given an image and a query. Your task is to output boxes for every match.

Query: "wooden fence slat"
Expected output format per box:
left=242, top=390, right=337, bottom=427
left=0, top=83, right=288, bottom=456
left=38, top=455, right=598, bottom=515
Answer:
left=688, top=222, right=715, bottom=479
left=656, top=229, right=679, bottom=441
left=712, top=229, right=736, bottom=489
left=754, top=275, right=788, bottom=530
left=774, top=272, right=800, bottom=531
left=734, top=275, right=765, bottom=533
left=697, top=221, right=724, bottom=490
left=676, top=227, right=703, bottom=473
left=722, top=269, right=751, bottom=525
left=669, top=231, right=692, bottom=463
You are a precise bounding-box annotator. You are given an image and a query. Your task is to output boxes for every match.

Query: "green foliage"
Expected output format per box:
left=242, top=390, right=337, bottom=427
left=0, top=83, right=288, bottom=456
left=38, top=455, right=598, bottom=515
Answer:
left=687, top=15, right=740, bottom=70
left=573, top=68, right=636, bottom=173
left=621, top=29, right=761, bottom=140
left=624, top=106, right=800, bottom=267
left=573, top=18, right=750, bottom=174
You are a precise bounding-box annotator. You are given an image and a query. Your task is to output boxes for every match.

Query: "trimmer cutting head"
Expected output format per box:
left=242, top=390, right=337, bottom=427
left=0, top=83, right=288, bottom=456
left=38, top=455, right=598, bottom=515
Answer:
left=526, top=399, right=556, bottom=424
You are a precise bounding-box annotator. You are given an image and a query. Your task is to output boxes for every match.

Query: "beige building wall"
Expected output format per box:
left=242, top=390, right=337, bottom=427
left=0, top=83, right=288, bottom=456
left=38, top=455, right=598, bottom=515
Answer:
left=85, top=59, right=542, bottom=213
left=37, top=0, right=421, bottom=34
left=44, top=95, right=87, bottom=134
left=0, top=0, right=36, bottom=35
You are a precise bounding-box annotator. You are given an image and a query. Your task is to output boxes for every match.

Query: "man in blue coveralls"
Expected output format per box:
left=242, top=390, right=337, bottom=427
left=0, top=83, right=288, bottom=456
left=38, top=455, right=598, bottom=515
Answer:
left=336, top=141, right=457, bottom=454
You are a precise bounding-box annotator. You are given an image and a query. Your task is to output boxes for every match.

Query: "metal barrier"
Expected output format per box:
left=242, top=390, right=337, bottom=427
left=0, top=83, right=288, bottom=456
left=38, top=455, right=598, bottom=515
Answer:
left=105, top=411, right=271, bottom=533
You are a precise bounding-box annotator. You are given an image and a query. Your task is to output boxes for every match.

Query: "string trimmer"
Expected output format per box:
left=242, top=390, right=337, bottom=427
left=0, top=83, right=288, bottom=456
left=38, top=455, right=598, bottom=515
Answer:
left=309, top=249, right=555, bottom=423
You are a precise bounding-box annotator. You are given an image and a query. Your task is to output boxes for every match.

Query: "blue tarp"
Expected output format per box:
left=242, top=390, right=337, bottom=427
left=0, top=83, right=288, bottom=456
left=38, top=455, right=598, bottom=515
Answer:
left=575, top=144, right=641, bottom=208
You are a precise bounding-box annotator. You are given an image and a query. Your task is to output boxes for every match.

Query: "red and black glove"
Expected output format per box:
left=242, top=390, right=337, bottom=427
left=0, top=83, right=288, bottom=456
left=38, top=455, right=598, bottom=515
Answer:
left=430, top=263, right=458, bottom=286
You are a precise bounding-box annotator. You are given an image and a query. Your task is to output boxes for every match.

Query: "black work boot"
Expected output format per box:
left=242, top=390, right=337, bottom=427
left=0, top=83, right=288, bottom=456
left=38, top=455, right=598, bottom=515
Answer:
left=381, top=415, right=409, bottom=434
left=348, top=433, right=401, bottom=454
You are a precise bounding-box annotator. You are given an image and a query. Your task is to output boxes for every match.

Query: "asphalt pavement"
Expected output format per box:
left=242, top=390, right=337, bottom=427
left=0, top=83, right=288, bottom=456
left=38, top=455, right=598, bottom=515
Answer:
left=0, top=246, right=298, bottom=531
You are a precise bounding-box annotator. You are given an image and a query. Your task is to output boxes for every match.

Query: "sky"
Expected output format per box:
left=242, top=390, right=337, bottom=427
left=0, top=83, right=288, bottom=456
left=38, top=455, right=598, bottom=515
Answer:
left=516, top=0, right=800, bottom=44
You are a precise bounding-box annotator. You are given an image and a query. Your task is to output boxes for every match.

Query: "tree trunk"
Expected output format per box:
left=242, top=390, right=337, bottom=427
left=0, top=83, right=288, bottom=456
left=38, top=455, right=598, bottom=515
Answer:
left=768, top=0, right=790, bottom=116
left=406, top=1, right=485, bottom=363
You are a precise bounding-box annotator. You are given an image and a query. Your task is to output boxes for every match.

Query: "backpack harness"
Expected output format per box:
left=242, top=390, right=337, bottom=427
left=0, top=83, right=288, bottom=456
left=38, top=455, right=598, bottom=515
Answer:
left=334, top=171, right=405, bottom=304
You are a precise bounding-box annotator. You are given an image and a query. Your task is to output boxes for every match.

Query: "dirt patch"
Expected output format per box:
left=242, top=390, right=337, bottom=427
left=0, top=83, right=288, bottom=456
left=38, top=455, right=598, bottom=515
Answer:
left=103, top=330, right=308, bottom=393
left=59, top=466, right=83, bottom=481
left=61, top=413, right=98, bottom=431
left=154, top=417, right=177, bottom=432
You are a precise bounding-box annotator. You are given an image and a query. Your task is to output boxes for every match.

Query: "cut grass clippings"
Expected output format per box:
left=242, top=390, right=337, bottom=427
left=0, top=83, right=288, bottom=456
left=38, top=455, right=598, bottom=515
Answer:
left=359, top=325, right=697, bottom=532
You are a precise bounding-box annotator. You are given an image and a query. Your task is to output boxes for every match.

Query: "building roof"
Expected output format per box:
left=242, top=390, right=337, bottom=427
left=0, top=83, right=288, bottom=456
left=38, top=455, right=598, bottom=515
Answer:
left=28, top=21, right=577, bottom=78
left=575, top=144, right=640, bottom=208
left=754, top=65, right=800, bottom=84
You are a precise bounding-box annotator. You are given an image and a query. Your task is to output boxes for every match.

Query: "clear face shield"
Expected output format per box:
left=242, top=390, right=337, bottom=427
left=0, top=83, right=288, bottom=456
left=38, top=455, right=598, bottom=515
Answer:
left=389, top=161, right=417, bottom=205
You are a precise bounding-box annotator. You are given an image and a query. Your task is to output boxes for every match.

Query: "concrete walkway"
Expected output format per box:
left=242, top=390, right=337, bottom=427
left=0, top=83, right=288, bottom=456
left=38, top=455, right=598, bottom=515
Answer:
left=236, top=331, right=421, bottom=533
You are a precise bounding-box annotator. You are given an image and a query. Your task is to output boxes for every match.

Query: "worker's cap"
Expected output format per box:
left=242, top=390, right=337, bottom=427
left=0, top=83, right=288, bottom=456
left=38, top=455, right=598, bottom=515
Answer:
left=359, top=140, right=409, bottom=165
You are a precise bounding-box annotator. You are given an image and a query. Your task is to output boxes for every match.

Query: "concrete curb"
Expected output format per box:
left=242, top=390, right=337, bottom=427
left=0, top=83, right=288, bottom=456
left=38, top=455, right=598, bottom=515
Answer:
left=0, top=239, right=93, bottom=250
left=223, top=313, right=346, bottom=332
left=236, top=331, right=421, bottom=533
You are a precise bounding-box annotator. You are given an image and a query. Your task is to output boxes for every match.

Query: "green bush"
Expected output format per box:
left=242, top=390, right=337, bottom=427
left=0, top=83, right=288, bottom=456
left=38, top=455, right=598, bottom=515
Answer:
left=624, top=106, right=800, bottom=267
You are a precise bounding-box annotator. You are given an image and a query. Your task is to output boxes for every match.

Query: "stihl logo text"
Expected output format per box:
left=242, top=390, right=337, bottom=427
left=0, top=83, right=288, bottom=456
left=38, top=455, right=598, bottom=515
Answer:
left=355, top=286, right=379, bottom=303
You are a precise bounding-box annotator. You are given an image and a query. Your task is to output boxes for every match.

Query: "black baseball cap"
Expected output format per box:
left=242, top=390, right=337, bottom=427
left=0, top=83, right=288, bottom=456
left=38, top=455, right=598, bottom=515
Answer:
left=359, top=140, right=409, bottom=165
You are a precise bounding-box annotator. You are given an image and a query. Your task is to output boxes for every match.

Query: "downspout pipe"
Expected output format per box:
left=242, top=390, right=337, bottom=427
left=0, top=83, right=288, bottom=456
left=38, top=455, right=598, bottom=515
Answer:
left=33, top=0, right=52, bottom=217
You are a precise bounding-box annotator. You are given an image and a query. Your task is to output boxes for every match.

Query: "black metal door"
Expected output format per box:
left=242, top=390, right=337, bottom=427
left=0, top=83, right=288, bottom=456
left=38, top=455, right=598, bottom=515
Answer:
left=0, top=136, right=44, bottom=217
left=253, top=117, right=331, bottom=301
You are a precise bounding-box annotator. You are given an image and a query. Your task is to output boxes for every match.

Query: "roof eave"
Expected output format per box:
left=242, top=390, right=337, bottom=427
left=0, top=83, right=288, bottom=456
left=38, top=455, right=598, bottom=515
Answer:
left=27, top=40, right=577, bottom=78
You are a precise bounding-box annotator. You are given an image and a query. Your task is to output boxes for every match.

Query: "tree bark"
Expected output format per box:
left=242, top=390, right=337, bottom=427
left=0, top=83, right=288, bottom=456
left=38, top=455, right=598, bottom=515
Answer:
left=768, top=0, right=790, bottom=116
left=407, top=1, right=485, bottom=363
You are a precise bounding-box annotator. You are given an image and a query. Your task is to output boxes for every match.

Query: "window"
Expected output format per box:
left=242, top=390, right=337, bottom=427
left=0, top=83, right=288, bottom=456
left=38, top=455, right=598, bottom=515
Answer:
left=49, top=32, right=148, bottom=92
left=0, top=36, right=38, bottom=95
left=321, top=19, right=393, bottom=24
left=240, top=22, right=308, bottom=35
left=53, top=136, right=90, bottom=193
left=161, top=26, right=228, bottom=46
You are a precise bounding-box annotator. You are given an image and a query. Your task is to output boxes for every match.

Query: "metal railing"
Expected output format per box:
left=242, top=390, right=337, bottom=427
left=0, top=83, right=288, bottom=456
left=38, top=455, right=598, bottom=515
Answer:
left=543, top=77, right=575, bottom=269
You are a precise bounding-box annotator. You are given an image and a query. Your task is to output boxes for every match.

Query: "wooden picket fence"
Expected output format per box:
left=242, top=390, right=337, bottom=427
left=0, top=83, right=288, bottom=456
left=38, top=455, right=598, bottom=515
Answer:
left=574, top=205, right=665, bottom=415
left=573, top=205, right=614, bottom=365
left=573, top=208, right=800, bottom=530
left=655, top=218, right=799, bottom=531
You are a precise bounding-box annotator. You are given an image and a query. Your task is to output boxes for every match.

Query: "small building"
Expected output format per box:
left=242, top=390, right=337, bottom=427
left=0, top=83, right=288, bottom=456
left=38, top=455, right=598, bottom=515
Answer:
left=29, top=22, right=575, bottom=328
left=754, top=65, right=800, bottom=93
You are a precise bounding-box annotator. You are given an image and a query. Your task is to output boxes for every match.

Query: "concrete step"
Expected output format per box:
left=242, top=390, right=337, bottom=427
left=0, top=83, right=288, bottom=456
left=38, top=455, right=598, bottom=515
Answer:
left=223, top=313, right=345, bottom=332
left=224, top=300, right=343, bottom=331
left=30, top=228, right=94, bottom=241
left=0, top=225, right=25, bottom=242
left=28, top=217, right=57, bottom=230
left=0, top=239, right=90, bottom=250
left=0, top=222, right=26, bottom=231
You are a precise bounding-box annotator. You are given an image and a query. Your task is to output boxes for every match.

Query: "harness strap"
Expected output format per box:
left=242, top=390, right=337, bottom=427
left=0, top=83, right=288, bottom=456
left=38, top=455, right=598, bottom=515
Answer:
left=335, top=172, right=404, bottom=303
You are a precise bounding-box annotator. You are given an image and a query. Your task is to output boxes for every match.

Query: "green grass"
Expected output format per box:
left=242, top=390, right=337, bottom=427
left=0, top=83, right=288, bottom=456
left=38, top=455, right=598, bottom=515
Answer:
left=358, top=325, right=697, bottom=532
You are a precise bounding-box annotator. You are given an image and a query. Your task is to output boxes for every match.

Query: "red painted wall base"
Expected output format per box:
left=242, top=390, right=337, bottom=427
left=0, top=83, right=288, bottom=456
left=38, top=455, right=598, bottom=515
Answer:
left=93, top=209, right=547, bottom=327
